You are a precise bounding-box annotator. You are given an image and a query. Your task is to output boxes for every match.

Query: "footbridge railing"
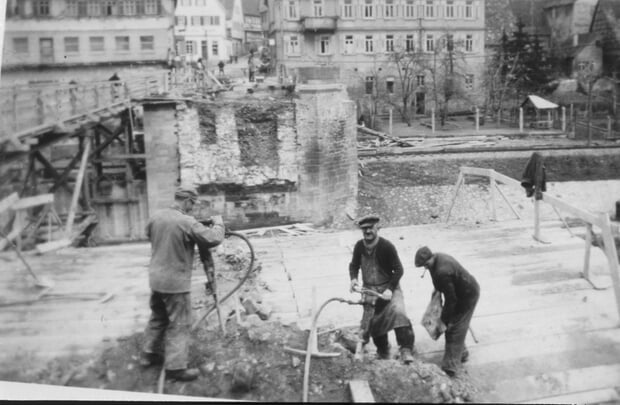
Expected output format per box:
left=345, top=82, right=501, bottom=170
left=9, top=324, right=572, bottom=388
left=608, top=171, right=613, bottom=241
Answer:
left=445, top=166, right=620, bottom=319
left=0, top=75, right=163, bottom=146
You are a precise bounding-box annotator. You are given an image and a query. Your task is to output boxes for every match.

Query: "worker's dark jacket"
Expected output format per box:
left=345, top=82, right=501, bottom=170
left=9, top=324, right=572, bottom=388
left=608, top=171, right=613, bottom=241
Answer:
left=145, top=206, right=224, bottom=293
left=428, top=252, right=480, bottom=325
left=349, top=237, right=403, bottom=291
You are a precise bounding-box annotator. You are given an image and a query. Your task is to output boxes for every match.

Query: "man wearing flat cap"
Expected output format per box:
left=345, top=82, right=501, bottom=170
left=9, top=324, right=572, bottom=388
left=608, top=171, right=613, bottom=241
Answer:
left=349, top=215, right=415, bottom=364
left=141, top=186, right=225, bottom=381
left=414, top=246, right=480, bottom=376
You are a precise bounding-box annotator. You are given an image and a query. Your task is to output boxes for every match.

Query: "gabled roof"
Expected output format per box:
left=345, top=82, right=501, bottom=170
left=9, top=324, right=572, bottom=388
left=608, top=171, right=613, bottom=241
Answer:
left=242, top=0, right=261, bottom=16
left=522, top=95, right=559, bottom=109
left=508, top=0, right=550, bottom=36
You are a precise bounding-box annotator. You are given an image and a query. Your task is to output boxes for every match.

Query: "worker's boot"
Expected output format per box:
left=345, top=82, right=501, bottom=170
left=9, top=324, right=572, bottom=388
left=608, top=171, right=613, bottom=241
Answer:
left=139, top=352, right=164, bottom=368
left=376, top=344, right=391, bottom=360
left=460, top=348, right=469, bottom=363
left=399, top=347, right=414, bottom=365
left=166, top=368, right=200, bottom=381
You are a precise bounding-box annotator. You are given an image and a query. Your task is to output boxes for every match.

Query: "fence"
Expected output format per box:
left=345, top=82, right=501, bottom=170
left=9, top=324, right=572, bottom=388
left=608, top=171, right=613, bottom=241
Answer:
left=445, top=166, right=620, bottom=319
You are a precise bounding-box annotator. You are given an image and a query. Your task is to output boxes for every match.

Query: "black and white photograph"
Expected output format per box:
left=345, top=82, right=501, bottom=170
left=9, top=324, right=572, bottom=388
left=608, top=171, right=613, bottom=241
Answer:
left=0, top=0, right=619, bottom=402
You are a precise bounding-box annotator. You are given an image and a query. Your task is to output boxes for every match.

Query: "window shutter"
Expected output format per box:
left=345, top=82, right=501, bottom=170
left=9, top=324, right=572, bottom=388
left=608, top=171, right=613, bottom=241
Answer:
left=474, top=0, right=479, bottom=19
left=457, top=4, right=462, bottom=18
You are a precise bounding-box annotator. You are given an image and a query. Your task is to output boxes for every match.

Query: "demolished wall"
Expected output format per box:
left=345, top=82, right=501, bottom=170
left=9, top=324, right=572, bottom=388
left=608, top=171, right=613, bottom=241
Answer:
left=143, top=84, right=358, bottom=229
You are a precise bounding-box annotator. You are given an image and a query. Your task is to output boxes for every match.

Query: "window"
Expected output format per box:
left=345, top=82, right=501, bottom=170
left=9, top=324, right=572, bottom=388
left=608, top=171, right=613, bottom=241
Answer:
left=318, top=36, right=330, bottom=54
left=425, top=0, right=434, bottom=18
left=465, top=0, right=473, bottom=18
left=465, top=34, right=473, bottom=52
left=140, top=35, right=154, bottom=51
left=212, top=41, right=218, bottom=56
left=286, top=0, right=297, bottom=19
left=386, top=78, right=394, bottom=93
left=365, top=76, right=374, bottom=94
left=365, top=35, right=374, bottom=53
left=145, top=0, right=158, bottom=14
left=384, top=0, right=395, bottom=18
left=364, top=0, right=374, bottom=18
left=445, top=0, right=454, bottom=18
left=313, top=0, right=323, bottom=16
left=87, top=0, right=101, bottom=16
left=446, top=34, right=454, bottom=51
left=385, top=35, right=394, bottom=52
left=416, top=75, right=425, bottom=86
left=34, top=0, right=50, bottom=16
left=64, top=37, right=79, bottom=53
left=123, top=0, right=137, bottom=15
left=342, top=0, right=353, bottom=18
left=288, top=35, right=300, bottom=54
left=103, top=0, right=116, bottom=15
left=175, top=16, right=187, bottom=25
left=426, top=34, right=434, bottom=52
left=13, top=38, right=28, bottom=54
left=344, top=35, right=354, bottom=54
left=406, top=34, right=414, bottom=52
left=186, top=40, right=195, bottom=54
left=115, top=36, right=130, bottom=51
left=196, top=0, right=206, bottom=5
left=465, top=74, right=474, bottom=90
left=405, top=0, right=414, bottom=18
left=212, top=16, right=220, bottom=25
left=89, top=36, right=105, bottom=52
left=67, top=0, right=78, bottom=16
left=191, top=16, right=201, bottom=25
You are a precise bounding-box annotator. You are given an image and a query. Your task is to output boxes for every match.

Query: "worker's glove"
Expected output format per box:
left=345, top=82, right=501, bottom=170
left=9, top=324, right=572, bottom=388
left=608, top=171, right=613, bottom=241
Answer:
left=380, top=289, right=393, bottom=301
left=350, top=279, right=359, bottom=293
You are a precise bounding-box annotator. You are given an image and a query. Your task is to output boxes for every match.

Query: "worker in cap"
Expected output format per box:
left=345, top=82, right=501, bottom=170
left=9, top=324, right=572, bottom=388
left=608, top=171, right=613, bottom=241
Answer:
left=349, top=214, right=415, bottom=364
left=414, top=246, right=480, bottom=377
left=141, top=186, right=225, bottom=381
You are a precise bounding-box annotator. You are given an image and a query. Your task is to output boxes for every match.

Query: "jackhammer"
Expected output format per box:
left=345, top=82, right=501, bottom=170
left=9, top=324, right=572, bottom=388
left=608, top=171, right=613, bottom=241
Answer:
left=300, top=287, right=383, bottom=402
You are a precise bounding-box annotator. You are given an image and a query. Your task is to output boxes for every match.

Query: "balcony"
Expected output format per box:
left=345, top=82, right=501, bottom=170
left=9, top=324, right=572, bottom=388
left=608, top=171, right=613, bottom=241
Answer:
left=300, top=16, right=337, bottom=32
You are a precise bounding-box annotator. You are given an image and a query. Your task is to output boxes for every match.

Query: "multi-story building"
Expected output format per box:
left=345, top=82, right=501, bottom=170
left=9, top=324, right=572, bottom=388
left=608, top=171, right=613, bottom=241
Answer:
left=2, top=0, right=175, bottom=84
left=173, top=0, right=227, bottom=64
left=242, top=0, right=264, bottom=52
left=262, top=0, right=486, bottom=114
left=223, top=0, right=244, bottom=60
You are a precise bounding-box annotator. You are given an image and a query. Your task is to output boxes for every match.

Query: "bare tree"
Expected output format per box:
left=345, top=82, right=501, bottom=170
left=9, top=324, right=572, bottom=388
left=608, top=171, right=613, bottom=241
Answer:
left=385, top=48, right=428, bottom=126
left=576, top=61, right=602, bottom=145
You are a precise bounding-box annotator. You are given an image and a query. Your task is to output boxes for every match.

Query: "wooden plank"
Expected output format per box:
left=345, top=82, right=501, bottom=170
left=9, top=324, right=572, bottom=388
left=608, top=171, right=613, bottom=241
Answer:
left=0, top=192, right=19, bottom=214
left=490, top=364, right=620, bottom=403
left=65, top=139, right=91, bottom=236
left=520, top=387, right=620, bottom=404
left=542, top=193, right=600, bottom=228
left=11, top=193, right=54, bottom=210
left=348, top=380, right=375, bottom=403
left=35, top=238, right=72, bottom=254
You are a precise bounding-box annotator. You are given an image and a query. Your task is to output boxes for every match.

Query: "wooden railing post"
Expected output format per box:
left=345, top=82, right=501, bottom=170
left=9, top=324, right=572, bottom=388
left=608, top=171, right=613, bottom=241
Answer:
left=599, top=213, right=620, bottom=321
left=445, top=169, right=465, bottom=222
left=431, top=108, right=435, bottom=134
left=490, top=171, right=497, bottom=221
left=533, top=199, right=541, bottom=241
left=583, top=223, right=593, bottom=280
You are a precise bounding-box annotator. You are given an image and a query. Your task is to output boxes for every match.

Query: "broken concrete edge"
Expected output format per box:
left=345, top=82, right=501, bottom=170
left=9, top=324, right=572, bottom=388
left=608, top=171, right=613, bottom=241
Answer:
left=0, top=381, right=244, bottom=401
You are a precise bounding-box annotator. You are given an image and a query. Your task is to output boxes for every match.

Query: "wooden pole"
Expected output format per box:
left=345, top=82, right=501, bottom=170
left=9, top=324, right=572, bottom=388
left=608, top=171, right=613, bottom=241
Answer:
left=445, top=171, right=464, bottom=222
left=431, top=108, right=435, bottom=133
left=562, top=106, right=566, bottom=132
left=388, top=108, right=393, bottom=136
left=490, top=174, right=497, bottom=221
left=65, top=137, right=91, bottom=237
left=475, top=107, right=480, bottom=132
left=599, top=213, right=620, bottom=320
left=583, top=223, right=592, bottom=280
left=519, top=107, right=524, bottom=133
left=533, top=199, right=541, bottom=241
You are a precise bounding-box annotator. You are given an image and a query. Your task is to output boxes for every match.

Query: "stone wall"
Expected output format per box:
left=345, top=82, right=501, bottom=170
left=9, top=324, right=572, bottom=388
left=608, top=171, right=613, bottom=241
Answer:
left=143, top=85, right=358, bottom=229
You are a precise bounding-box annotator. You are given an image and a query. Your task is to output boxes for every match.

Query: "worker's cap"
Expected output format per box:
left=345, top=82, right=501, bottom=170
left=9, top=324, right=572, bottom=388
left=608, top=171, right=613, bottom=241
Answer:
left=174, top=186, right=198, bottom=202
left=357, top=214, right=380, bottom=228
left=415, top=246, right=433, bottom=267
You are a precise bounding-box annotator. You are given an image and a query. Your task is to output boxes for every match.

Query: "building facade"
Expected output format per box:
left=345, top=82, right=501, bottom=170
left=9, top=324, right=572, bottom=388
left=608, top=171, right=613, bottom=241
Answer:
left=173, top=0, right=227, bottom=64
left=263, top=0, right=486, bottom=114
left=2, top=0, right=174, bottom=83
left=242, top=0, right=264, bottom=52
left=224, top=0, right=244, bottom=59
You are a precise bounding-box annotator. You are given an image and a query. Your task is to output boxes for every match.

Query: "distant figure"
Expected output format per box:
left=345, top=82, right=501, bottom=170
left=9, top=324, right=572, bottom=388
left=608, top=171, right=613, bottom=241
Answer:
left=218, top=60, right=225, bottom=75
left=248, top=51, right=256, bottom=82
left=109, top=72, right=120, bottom=82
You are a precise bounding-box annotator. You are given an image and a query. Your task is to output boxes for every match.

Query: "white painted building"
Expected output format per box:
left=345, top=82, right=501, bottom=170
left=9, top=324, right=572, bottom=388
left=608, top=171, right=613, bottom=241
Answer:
left=2, top=0, right=174, bottom=83
left=173, top=0, right=228, bottom=65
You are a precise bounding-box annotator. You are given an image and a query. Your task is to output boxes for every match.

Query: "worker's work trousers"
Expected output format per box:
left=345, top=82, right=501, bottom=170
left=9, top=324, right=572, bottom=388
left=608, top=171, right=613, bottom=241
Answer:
left=442, top=292, right=479, bottom=375
left=372, top=325, right=415, bottom=352
left=143, top=291, right=191, bottom=371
